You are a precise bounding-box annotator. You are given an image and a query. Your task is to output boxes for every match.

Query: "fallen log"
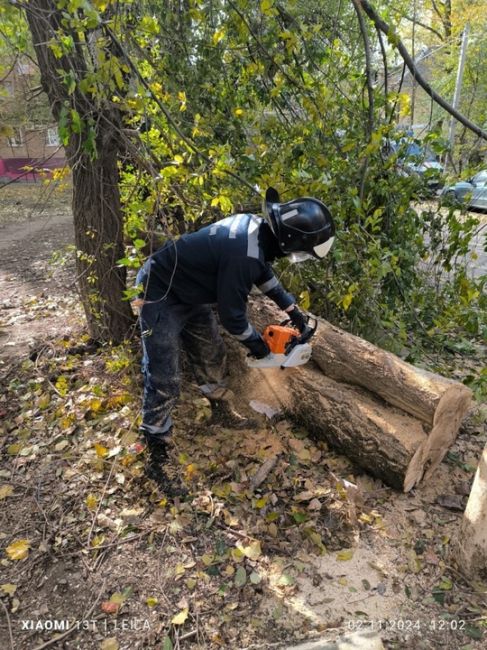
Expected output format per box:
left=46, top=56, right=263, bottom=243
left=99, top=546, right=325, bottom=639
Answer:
left=288, top=367, right=427, bottom=490
left=241, top=299, right=473, bottom=491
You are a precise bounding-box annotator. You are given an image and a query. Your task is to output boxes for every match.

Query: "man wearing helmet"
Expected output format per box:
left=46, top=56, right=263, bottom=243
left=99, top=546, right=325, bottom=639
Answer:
left=135, top=187, right=335, bottom=487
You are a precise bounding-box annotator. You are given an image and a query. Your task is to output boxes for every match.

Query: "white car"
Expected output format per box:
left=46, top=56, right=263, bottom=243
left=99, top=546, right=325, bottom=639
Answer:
left=441, top=169, right=487, bottom=210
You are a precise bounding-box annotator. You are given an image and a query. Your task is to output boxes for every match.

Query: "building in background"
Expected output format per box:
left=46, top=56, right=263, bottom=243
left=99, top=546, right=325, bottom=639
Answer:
left=0, top=59, right=66, bottom=183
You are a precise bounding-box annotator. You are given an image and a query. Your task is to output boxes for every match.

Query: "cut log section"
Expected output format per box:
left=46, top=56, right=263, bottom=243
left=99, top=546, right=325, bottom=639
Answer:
left=288, top=367, right=428, bottom=490
left=243, top=298, right=473, bottom=491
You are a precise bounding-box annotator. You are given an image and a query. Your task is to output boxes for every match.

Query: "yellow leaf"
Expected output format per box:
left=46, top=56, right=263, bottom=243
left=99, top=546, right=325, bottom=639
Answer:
left=171, top=607, right=189, bottom=625
left=184, top=463, right=198, bottom=480
left=212, top=29, right=225, bottom=45
left=236, top=540, right=261, bottom=560
left=342, top=292, right=353, bottom=311
left=336, top=549, right=354, bottom=561
left=86, top=494, right=98, bottom=510
left=94, top=443, right=109, bottom=458
left=6, top=539, right=30, bottom=561
left=38, top=392, right=51, bottom=409
left=0, top=486, right=14, bottom=500
left=175, top=563, right=186, bottom=576
left=146, top=596, right=158, bottom=608
left=91, top=534, right=105, bottom=547
left=201, top=554, right=214, bottom=566
left=89, top=398, right=103, bottom=413
left=100, top=639, right=119, bottom=650
left=1, top=583, right=17, bottom=596
left=299, top=290, right=310, bottom=311
left=261, top=0, right=276, bottom=16
left=231, top=547, right=245, bottom=562
left=7, top=444, right=22, bottom=455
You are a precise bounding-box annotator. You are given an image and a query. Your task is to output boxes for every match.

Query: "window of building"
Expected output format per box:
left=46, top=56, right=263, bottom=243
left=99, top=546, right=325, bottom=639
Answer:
left=46, top=127, right=60, bottom=147
left=8, top=127, right=23, bottom=147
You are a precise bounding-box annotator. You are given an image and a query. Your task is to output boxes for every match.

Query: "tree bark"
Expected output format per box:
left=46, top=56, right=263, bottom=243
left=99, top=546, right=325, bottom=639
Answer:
left=454, top=443, right=487, bottom=582
left=289, top=367, right=427, bottom=490
left=24, top=0, right=134, bottom=343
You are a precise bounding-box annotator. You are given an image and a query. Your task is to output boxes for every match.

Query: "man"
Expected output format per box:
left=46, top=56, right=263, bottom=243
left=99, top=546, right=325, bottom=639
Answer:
left=134, top=187, right=335, bottom=486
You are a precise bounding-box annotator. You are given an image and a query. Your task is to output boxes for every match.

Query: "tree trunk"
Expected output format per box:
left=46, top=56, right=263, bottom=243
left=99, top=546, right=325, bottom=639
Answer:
left=24, top=0, right=134, bottom=343
left=454, top=443, right=487, bottom=582
left=244, top=299, right=472, bottom=491
left=71, top=143, right=134, bottom=342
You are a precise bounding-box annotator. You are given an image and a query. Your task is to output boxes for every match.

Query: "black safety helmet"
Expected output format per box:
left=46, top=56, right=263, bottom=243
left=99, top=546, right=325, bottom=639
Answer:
left=264, top=187, right=335, bottom=259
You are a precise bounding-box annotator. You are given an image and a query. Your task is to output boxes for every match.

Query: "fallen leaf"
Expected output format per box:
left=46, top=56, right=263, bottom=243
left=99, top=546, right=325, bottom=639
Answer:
left=94, top=443, right=109, bottom=458
left=0, top=486, right=14, bottom=500
left=250, top=571, right=262, bottom=585
left=171, top=607, right=189, bottom=625
left=7, top=444, right=22, bottom=455
left=436, top=494, right=466, bottom=511
left=277, top=573, right=294, bottom=586
left=146, top=596, right=158, bottom=607
left=162, top=637, right=173, bottom=650
left=236, top=540, right=261, bottom=560
left=100, top=638, right=119, bottom=650
left=1, top=583, right=17, bottom=596
left=336, top=549, right=354, bottom=561
left=234, top=566, right=247, bottom=587
left=6, top=539, right=30, bottom=561
left=101, top=601, right=119, bottom=614
left=86, top=494, right=97, bottom=510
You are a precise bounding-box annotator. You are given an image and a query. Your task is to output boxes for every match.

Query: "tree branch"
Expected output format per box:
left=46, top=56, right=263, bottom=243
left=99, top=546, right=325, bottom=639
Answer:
left=351, top=0, right=374, bottom=138
left=402, top=15, right=444, bottom=41
left=357, top=0, right=487, bottom=142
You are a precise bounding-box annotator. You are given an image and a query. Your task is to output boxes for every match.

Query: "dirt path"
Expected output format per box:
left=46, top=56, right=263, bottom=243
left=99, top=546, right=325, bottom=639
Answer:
left=0, top=210, right=79, bottom=367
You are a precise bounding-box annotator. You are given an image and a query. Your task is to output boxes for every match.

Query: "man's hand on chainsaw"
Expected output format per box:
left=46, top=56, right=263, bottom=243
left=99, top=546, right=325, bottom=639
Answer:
left=287, top=306, right=308, bottom=333
left=243, top=334, right=270, bottom=359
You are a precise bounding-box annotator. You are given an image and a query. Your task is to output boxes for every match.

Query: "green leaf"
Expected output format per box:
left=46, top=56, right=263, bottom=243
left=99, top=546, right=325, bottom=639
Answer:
left=277, top=573, right=294, bottom=586
left=250, top=571, right=262, bottom=585
left=162, top=636, right=173, bottom=650
left=234, top=566, right=247, bottom=587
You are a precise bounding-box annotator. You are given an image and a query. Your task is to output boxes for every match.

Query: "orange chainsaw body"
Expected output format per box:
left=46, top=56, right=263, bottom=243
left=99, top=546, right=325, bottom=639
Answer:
left=262, top=325, right=299, bottom=355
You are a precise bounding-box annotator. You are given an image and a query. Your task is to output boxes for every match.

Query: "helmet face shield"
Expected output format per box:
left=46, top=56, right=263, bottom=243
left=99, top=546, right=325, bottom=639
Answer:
left=313, top=236, right=335, bottom=259
left=288, top=251, right=314, bottom=264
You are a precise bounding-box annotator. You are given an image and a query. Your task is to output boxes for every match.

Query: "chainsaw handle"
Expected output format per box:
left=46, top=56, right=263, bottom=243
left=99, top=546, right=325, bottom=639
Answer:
left=279, top=315, right=317, bottom=343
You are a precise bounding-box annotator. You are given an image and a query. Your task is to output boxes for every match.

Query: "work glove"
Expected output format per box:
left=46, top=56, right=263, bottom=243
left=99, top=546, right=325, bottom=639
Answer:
left=287, top=306, right=308, bottom=333
left=243, top=334, right=270, bottom=359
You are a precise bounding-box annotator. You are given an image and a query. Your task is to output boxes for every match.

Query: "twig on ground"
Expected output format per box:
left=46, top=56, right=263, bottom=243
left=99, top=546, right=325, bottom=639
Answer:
left=250, top=453, right=280, bottom=490
left=0, top=598, right=15, bottom=650
left=86, top=457, right=117, bottom=548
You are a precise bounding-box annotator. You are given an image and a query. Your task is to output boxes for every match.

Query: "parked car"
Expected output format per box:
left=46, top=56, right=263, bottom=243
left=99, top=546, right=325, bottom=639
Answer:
left=441, top=169, right=487, bottom=210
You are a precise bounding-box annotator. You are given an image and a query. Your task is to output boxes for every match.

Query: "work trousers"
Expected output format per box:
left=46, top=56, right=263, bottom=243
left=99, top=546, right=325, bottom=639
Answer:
left=138, top=292, right=227, bottom=436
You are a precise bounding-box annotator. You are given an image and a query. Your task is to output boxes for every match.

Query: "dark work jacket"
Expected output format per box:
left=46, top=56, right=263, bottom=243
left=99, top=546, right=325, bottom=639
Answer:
left=139, top=213, right=295, bottom=342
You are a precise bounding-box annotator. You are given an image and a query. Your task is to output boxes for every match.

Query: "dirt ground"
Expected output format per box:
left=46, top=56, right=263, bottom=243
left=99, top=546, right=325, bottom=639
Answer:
left=0, top=184, right=486, bottom=650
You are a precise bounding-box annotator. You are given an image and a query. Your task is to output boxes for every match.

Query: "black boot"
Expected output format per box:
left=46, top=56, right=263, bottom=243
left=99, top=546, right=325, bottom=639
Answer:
left=143, top=433, right=187, bottom=497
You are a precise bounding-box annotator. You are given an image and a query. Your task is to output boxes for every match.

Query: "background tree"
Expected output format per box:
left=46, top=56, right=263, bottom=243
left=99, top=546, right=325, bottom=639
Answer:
left=2, top=0, right=484, bottom=375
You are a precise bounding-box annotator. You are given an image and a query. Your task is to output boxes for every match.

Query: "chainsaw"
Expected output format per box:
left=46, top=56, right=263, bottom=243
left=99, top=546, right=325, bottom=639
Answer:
left=246, top=317, right=317, bottom=369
